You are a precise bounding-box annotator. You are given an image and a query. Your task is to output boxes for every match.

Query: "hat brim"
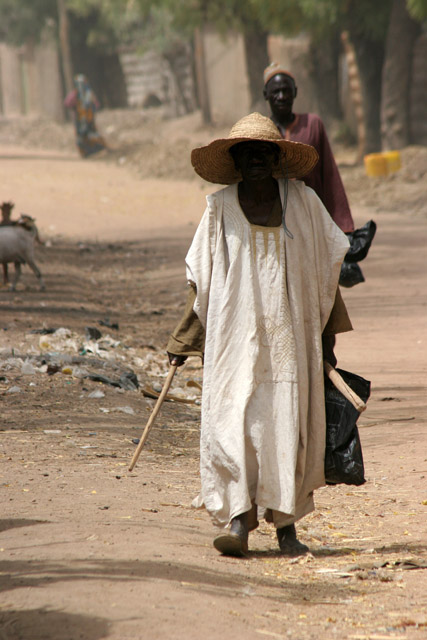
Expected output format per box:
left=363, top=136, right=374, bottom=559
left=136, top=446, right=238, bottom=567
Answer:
left=191, top=136, right=318, bottom=184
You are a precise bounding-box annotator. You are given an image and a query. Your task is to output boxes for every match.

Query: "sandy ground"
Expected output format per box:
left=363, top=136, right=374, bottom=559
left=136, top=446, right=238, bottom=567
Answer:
left=0, top=111, right=426, bottom=640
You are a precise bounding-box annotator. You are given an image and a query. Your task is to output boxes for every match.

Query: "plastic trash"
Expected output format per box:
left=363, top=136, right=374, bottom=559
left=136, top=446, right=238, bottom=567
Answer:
left=85, top=326, right=102, bottom=341
left=39, top=328, right=78, bottom=354
left=339, top=261, right=365, bottom=288
left=54, top=327, right=72, bottom=338
left=115, top=406, right=135, bottom=415
left=71, top=367, right=90, bottom=379
left=84, top=370, right=139, bottom=391
left=30, top=328, right=57, bottom=335
left=7, top=386, right=21, bottom=394
left=339, top=221, right=377, bottom=288
left=88, top=389, right=105, bottom=399
left=119, top=371, right=139, bottom=390
left=21, top=360, right=36, bottom=375
left=99, top=318, right=119, bottom=330
left=61, top=367, right=73, bottom=375
left=344, top=221, right=377, bottom=264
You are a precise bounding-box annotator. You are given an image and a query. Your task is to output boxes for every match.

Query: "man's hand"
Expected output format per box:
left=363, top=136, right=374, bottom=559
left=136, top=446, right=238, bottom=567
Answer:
left=167, top=352, right=187, bottom=367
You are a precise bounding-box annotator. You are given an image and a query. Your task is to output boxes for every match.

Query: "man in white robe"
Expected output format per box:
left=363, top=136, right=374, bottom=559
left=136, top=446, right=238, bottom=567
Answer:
left=167, top=113, right=351, bottom=556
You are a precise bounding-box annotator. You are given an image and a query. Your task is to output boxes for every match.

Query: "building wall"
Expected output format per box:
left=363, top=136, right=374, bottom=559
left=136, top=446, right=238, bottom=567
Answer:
left=0, top=35, right=64, bottom=121
left=202, top=26, right=251, bottom=125
left=35, top=36, right=64, bottom=121
left=0, top=44, right=23, bottom=115
left=119, top=46, right=196, bottom=117
left=268, top=34, right=320, bottom=115
left=199, top=30, right=322, bottom=126
left=119, top=50, right=167, bottom=108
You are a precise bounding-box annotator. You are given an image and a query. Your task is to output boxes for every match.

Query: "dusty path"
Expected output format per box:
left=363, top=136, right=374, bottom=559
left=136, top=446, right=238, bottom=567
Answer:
left=0, top=145, right=212, bottom=240
left=0, top=134, right=426, bottom=640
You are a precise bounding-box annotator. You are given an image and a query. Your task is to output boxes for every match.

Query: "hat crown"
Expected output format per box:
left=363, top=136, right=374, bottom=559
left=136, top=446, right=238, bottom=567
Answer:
left=263, top=63, right=295, bottom=87
left=228, top=113, right=282, bottom=143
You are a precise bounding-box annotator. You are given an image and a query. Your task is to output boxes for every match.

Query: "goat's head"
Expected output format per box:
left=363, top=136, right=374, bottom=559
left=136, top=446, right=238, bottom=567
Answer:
left=17, top=214, right=43, bottom=243
left=18, top=214, right=34, bottom=224
left=18, top=214, right=36, bottom=231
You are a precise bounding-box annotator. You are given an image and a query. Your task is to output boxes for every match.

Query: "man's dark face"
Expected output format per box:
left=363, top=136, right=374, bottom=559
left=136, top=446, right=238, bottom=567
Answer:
left=264, top=75, right=296, bottom=119
left=231, top=141, right=279, bottom=181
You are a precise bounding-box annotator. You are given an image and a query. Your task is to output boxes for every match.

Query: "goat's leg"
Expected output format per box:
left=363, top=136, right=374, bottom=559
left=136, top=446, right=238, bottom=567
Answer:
left=10, top=262, right=21, bottom=291
left=2, top=263, right=8, bottom=285
left=27, top=259, right=46, bottom=291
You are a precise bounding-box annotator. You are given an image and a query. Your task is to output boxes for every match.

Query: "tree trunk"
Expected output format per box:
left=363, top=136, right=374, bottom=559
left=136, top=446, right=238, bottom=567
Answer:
left=57, top=0, right=73, bottom=94
left=340, top=31, right=365, bottom=161
left=242, top=27, right=270, bottom=112
left=194, top=27, right=212, bottom=124
left=409, top=33, right=427, bottom=145
left=347, top=28, right=384, bottom=155
left=309, top=31, right=342, bottom=125
left=381, top=0, right=421, bottom=150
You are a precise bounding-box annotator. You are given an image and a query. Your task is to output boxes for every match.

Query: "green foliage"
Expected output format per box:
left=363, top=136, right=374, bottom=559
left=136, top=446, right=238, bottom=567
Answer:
left=248, top=0, right=306, bottom=34
left=292, top=0, right=393, bottom=41
left=0, top=0, right=139, bottom=52
left=134, top=0, right=306, bottom=37
left=407, top=0, right=427, bottom=20
left=297, top=0, right=341, bottom=25
left=0, top=0, right=57, bottom=44
left=1, top=0, right=425, bottom=54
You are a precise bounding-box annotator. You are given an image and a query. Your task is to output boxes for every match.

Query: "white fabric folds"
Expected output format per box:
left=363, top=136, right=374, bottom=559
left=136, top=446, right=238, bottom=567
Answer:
left=186, top=180, right=349, bottom=527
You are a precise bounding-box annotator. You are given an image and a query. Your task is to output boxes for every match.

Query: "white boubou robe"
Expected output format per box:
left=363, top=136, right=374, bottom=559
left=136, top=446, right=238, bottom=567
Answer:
left=186, top=179, right=349, bottom=527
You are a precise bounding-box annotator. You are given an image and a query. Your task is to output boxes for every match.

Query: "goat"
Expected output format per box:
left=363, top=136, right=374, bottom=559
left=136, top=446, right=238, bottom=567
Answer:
left=0, top=214, right=46, bottom=291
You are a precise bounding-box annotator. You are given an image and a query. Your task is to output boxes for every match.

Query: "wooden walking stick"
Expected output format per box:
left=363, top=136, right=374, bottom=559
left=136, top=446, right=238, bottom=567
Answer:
left=129, top=364, right=178, bottom=471
left=324, top=361, right=367, bottom=412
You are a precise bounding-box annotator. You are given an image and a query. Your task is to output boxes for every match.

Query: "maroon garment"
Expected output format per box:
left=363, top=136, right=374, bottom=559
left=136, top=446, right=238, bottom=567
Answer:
left=276, top=113, right=354, bottom=233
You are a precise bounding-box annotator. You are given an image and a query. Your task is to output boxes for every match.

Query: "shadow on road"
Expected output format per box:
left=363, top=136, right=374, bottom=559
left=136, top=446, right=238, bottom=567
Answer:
left=0, top=609, right=109, bottom=640
left=0, top=518, right=47, bottom=534
left=2, top=547, right=425, bottom=607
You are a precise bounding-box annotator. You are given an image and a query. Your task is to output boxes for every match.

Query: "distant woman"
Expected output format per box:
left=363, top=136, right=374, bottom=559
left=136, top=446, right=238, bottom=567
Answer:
left=64, top=74, right=106, bottom=158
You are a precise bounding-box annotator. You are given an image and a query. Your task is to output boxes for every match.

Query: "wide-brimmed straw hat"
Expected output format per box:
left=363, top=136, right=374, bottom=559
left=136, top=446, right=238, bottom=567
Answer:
left=191, top=112, right=318, bottom=184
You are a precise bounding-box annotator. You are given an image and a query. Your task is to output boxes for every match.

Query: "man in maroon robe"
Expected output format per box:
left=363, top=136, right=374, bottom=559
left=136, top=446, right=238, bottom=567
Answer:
left=263, top=63, right=354, bottom=233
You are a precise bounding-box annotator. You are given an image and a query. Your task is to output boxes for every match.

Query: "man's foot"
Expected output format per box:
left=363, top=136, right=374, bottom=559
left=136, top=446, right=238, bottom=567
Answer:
left=276, top=524, right=309, bottom=556
left=213, top=512, right=249, bottom=557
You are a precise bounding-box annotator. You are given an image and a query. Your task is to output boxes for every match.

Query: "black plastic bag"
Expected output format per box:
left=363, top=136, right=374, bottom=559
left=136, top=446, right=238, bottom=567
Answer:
left=345, top=220, right=377, bottom=263
left=339, top=261, right=365, bottom=288
left=324, top=368, right=371, bottom=486
left=339, top=220, right=377, bottom=288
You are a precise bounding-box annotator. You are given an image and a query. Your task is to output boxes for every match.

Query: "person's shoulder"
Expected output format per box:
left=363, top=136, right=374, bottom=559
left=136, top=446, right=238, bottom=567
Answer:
left=288, top=178, right=313, bottom=194
left=303, top=113, right=326, bottom=128
left=293, top=112, right=325, bottom=134
left=206, top=184, right=235, bottom=206
left=203, top=186, right=232, bottom=228
left=206, top=185, right=227, bottom=204
left=289, top=179, right=322, bottom=207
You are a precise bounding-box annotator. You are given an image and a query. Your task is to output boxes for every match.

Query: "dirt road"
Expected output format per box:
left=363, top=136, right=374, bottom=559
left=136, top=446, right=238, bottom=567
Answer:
left=0, top=119, right=426, bottom=640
